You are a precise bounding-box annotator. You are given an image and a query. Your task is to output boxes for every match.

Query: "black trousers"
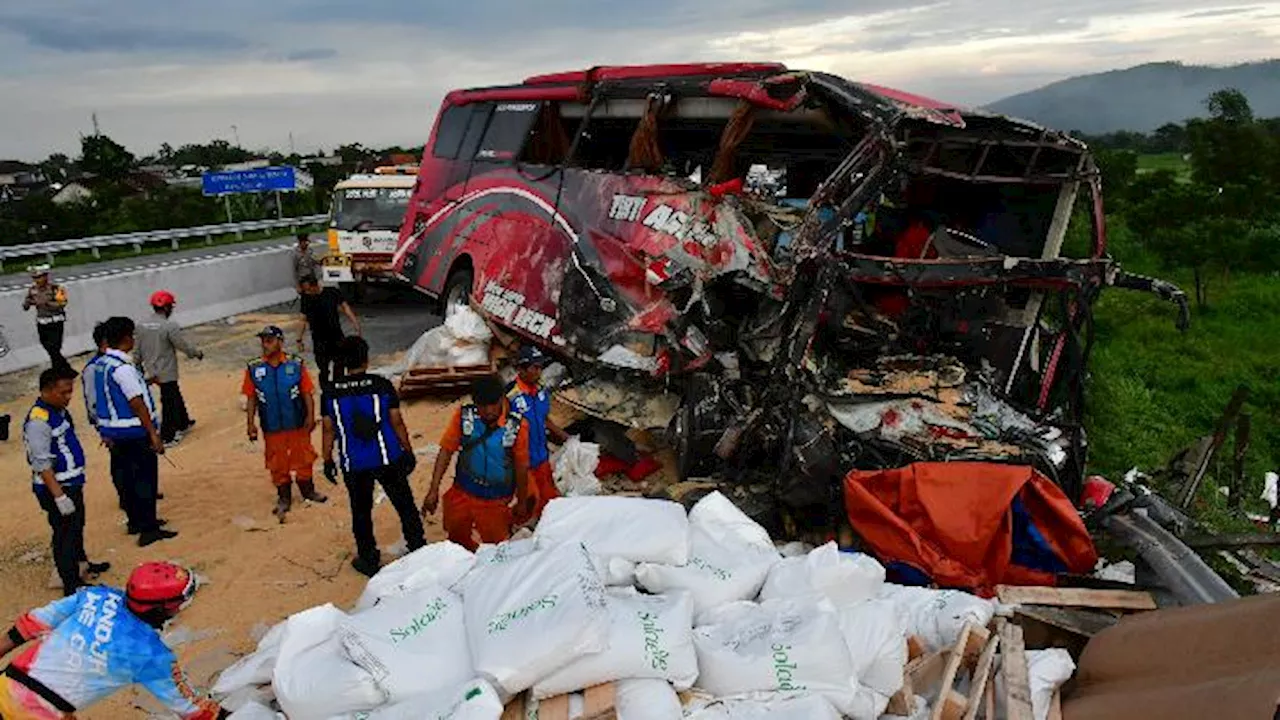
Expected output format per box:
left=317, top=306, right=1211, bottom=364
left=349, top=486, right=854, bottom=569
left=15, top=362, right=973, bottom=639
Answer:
left=313, top=339, right=342, bottom=390
left=110, top=439, right=160, bottom=533
left=37, top=322, right=70, bottom=374
left=107, top=440, right=127, bottom=511
left=158, top=381, right=192, bottom=443
left=344, top=465, right=426, bottom=564
left=35, top=485, right=87, bottom=596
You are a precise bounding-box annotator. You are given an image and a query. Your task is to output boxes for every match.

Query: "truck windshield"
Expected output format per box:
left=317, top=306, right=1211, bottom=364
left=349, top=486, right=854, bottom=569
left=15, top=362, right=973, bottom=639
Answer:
left=332, top=187, right=412, bottom=231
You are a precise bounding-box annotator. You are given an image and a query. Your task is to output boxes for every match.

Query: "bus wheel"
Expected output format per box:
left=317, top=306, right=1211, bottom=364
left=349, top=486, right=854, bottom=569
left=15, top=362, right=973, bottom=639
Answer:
left=442, top=269, right=473, bottom=312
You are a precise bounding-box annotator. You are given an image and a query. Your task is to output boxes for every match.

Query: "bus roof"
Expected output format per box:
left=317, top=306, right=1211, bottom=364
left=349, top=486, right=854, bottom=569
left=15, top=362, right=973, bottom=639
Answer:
left=333, top=174, right=417, bottom=191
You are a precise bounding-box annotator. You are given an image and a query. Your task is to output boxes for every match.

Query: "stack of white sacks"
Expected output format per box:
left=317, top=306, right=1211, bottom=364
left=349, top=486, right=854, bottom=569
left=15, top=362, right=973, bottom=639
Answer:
left=214, top=492, right=997, bottom=720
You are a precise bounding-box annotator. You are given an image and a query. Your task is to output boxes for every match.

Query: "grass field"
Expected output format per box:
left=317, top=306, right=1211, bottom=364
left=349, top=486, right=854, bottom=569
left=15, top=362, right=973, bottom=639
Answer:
left=1085, top=250, right=1280, bottom=525
left=1136, top=152, right=1192, bottom=181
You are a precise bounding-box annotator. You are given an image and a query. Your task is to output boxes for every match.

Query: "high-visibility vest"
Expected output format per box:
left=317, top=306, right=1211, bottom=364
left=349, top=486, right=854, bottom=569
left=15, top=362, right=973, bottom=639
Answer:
left=454, top=403, right=523, bottom=500
left=93, top=354, right=156, bottom=441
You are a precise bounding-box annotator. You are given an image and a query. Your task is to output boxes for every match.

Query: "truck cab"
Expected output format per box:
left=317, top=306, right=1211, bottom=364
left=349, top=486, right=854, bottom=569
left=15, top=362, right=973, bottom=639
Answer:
left=321, top=166, right=416, bottom=289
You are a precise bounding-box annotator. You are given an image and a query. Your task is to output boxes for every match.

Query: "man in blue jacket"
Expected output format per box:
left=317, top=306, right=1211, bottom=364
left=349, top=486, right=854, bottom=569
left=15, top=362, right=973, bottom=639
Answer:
left=321, top=336, right=426, bottom=577
left=22, top=367, right=110, bottom=597
left=91, top=316, right=176, bottom=547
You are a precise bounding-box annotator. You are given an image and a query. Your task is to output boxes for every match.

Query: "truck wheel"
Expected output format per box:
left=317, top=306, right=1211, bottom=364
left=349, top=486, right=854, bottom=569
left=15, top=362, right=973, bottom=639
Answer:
left=443, top=269, right=473, bottom=311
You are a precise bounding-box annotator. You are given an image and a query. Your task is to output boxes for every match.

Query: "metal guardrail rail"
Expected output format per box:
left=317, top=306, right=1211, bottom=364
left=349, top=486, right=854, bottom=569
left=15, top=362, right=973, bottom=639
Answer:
left=0, top=215, right=329, bottom=270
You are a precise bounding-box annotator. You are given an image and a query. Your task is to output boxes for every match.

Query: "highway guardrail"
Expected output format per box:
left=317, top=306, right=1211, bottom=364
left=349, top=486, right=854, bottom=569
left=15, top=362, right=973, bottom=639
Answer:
left=0, top=215, right=329, bottom=270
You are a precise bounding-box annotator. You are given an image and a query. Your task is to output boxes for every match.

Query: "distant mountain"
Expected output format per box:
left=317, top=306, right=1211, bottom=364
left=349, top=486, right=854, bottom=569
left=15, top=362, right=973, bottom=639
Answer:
left=986, top=60, right=1280, bottom=134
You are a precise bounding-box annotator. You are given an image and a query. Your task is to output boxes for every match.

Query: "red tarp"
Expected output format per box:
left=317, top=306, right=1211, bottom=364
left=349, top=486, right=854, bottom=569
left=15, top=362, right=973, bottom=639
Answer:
left=843, top=462, right=1097, bottom=595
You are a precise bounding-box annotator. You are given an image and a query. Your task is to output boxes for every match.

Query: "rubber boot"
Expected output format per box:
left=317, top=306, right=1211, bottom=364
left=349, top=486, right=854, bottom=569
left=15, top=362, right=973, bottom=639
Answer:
left=274, top=483, right=293, bottom=519
left=298, top=480, right=328, bottom=504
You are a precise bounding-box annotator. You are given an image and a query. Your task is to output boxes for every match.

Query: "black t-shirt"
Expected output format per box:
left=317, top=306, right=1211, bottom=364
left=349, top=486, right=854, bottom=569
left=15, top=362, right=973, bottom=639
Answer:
left=301, top=287, right=346, bottom=347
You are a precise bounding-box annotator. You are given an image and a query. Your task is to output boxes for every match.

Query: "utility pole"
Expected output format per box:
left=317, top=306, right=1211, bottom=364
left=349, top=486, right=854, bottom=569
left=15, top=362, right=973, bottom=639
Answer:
left=289, top=131, right=296, bottom=156
left=231, top=124, right=240, bottom=147
left=91, top=112, right=100, bottom=137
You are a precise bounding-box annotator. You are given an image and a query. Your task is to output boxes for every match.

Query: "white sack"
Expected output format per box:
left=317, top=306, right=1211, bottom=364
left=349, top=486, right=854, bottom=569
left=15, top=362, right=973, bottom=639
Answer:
left=212, top=621, right=286, bottom=697
left=1028, top=649, right=1075, bottom=720
left=686, top=694, right=843, bottom=720
left=838, top=600, right=908, bottom=698
left=536, top=496, right=690, bottom=565
left=227, top=701, right=279, bottom=720
left=454, top=538, right=540, bottom=596
left=551, top=437, right=602, bottom=497
left=692, top=597, right=857, bottom=714
left=272, top=605, right=384, bottom=719
left=533, top=588, right=698, bottom=698
left=1263, top=471, right=1278, bottom=509
left=355, top=542, right=475, bottom=612
left=758, top=542, right=885, bottom=608
left=605, top=557, right=637, bottom=587
left=461, top=541, right=609, bottom=695
left=880, top=695, right=930, bottom=720
left=615, top=679, right=682, bottom=720
left=876, top=584, right=996, bottom=652
left=444, top=304, right=493, bottom=345
left=340, top=585, right=473, bottom=704
left=363, top=679, right=504, bottom=720
left=635, top=492, right=780, bottom=621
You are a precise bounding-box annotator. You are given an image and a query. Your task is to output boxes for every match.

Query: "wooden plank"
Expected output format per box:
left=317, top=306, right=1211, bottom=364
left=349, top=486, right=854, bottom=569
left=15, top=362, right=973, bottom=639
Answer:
left=907, top=635, right=927, bottom=661
left=886, top=670, right=916, bottom=716
left=500, top=692, right=527, bottom=720
left=983, top=677, right=996, bottom=720
left=1015, top=605, right=1119, bottom=639
left=538, top=693, right=570, bottom=720
left=929, top=624, right=973, bottom=720
left=582, top=683, right=617, bottom=720
left=962, top=634, right=1001, bottom=720
left=963, top=625, right=991, bottom=664
left=906, top=650, right=948, bottom=696
left=937, top=689, right=968, bottom=720
left=996, top=619, right=1035, bottom=720
left=996, top=585, right=1157, bottom=611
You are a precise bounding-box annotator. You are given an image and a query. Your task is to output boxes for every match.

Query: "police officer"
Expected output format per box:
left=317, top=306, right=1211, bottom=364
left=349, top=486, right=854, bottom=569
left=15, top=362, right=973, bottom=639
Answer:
left=91, top=316, right=176, bottom=547
left=0, top=562, right=227, bottom=719
left=243, top=326, right=326, bottom=519
left=21, top=265, right=70, bottom=374
left=422, top=375, right=532, bottom=551
left=23, top=366, right=110, bottom=597
left=321, top=336, right=426, bottom=577
left=507, top=345, right=569, bottom=523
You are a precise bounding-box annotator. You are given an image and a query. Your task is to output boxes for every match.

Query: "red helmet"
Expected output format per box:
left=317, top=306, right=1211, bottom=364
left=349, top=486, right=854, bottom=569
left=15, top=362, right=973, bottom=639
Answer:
left=150, top=290, right=176, bottom=308
left=126, top=562, right=197, bottom=619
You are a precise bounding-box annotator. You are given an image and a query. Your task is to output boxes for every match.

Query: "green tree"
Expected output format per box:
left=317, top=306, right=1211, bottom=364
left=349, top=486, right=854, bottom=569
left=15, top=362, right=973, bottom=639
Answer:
left=79, top=133, right=135, bottom=180
left=39, top=153, right=74, bottom=182
left=1095, top=149, right=1138, bottom=208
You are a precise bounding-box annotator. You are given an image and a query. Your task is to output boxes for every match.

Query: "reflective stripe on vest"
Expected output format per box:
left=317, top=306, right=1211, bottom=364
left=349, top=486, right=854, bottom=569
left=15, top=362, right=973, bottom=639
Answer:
left=94, top=355, right=153, bottom=440
left=249, top=357, right=307, bottom=433
left=31, top=400, right=86, bottom=487
left=508, top=384, right=551, bottom=468
left=330, top=391, right=401, bottom=473
left=454, top=404, right=523, bottom=500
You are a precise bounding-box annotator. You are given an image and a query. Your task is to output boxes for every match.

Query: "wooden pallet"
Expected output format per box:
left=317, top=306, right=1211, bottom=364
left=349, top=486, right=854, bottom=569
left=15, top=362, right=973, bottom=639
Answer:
left=398, top=361, right=499, bottom=397
left=501, top=683, right=617, bottom=720
left=888, top=623, right=999, bottom=720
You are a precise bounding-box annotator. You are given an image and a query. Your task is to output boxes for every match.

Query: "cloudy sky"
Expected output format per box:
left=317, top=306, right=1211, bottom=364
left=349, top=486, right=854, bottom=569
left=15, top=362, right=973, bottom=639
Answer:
left=2, top=0, right=1277, bottom=160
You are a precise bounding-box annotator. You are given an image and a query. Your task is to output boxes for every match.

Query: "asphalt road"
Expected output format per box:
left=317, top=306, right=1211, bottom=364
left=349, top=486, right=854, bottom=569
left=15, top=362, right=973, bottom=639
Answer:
left=262, top=283, right=442, bottom=361
left=0, top=235, right=298, bottom=292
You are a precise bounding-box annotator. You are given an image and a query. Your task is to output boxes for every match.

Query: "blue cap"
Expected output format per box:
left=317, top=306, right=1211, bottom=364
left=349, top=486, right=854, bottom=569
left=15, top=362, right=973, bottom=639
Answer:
left=517, top=345, right=551, bottom=367
left=257, top=325, right=285, bottom=339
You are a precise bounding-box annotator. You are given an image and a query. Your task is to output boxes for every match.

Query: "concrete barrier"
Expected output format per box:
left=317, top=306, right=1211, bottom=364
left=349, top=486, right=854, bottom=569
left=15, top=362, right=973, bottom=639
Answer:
left=0, top=246, right=296, bottom=375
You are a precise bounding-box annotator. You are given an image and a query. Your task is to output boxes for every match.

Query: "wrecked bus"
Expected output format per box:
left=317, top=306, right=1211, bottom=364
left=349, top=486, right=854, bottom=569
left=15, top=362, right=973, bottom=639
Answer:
left=392, top=63, right=1187, bottom=528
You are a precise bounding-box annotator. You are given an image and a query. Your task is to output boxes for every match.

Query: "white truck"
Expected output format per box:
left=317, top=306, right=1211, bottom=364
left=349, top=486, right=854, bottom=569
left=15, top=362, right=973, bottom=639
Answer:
left=320, top=167, right=415, bottom=290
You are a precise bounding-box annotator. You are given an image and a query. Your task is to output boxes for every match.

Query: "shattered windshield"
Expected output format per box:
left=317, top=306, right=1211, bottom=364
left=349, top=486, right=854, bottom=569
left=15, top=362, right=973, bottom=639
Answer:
left=333, top=186, right=412, bottom=231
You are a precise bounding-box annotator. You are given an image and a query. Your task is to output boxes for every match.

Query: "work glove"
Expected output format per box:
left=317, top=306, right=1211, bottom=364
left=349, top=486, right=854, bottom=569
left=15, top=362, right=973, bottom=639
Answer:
left=323, top=460, right=339, bottom=485
left=54, top=494, right=76, bottom=517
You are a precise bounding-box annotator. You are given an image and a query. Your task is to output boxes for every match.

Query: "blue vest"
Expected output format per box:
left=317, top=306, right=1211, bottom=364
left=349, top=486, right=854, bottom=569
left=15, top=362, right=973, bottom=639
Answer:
left=93, top=353, right=156, bottom=441
left=28, top=400, right=86, bottom=489
left=508, top=381, right=552, bottom=468
left=328, top=376, right=404, bottom=473
left=455, top=403, right=524, bottom=500
left=249, top=355, right=307, bottom=433
left=81, top=353, right=104, bottom=428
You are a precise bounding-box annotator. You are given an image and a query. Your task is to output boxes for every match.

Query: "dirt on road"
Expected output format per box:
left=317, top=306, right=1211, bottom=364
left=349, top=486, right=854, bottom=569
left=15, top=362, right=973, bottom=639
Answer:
left=0, top=311, right=463, bottom=718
